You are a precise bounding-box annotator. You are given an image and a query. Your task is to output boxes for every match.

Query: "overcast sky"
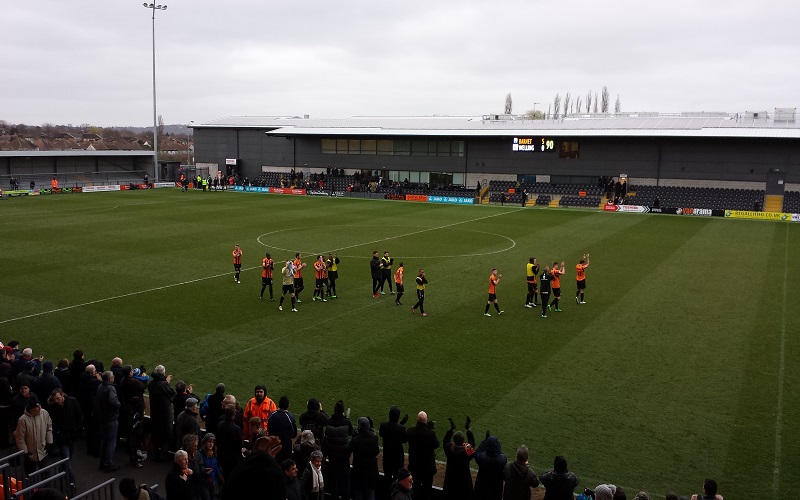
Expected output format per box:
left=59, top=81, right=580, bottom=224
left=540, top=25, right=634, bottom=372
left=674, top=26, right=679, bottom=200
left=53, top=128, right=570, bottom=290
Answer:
left=2, top=0, right=798, bottom=127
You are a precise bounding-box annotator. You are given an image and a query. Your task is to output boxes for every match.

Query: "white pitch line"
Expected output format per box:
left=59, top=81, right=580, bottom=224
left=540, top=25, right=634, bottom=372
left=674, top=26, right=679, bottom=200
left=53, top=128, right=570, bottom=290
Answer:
left=1, top=207, right=524, bottom=325
left=772, top=226, right=789, bottom=496
left=0, top=270, right=237, bottom=325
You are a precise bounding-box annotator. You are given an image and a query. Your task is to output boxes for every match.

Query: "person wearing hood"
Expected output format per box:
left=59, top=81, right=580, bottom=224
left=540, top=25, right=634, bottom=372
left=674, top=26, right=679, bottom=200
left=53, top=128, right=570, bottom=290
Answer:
left=390, top=468, right=413, bottom=500
left=347, top=417, right=379, bottom=500
left=442, top=416, right=477, bottom=500
left=473, top=430, right=507, bottom=500
left=379, top=405, right=409, bottom=484
left=243, top=384, right=276, bottom=437
left=33, top=361, right=61, bottom=402
left=299, top=397, right=328, bottom=443
left=539, top=455, right=580, bottom=500
left=323, top=399, right=353, bottom=500
left=503, top=445, right=539, bottom=500
left=204, top=383, right=226, bottom=436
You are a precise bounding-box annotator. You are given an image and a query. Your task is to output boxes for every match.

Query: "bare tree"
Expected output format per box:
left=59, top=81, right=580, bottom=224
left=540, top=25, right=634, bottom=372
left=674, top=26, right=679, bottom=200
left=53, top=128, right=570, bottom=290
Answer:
left=504, top=93, right=513, bottom=114
left=157, top=114, right=165, bottom=138
left=563, top=92, right=571, bottom=117
left=553, top=93, right=561, bottom=120
left=593, top=92, right=599, bottom=113
left=575, top=96, right=582, bottom=114
left=615, top=95, right=622, bottom=113
left=547, top=104, right=551, bottom=119
left=523, top=109, right=544, bottom=120
left=601, top=86, right=610, bottom=113
left=586, top=91, right=593, bottom=113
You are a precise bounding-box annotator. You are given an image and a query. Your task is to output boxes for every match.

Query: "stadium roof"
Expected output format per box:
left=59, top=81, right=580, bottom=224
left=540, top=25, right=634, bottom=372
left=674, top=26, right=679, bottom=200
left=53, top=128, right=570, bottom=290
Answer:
left=0, top=150, right=153, bottom=157
left=195, top=113, right=800, bottom=140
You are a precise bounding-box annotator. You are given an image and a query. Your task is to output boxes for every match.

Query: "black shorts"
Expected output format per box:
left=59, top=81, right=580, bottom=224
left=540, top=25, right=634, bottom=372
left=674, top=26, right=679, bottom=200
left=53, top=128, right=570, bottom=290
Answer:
left=527, top=281, right=537, bottom=293
left=316, top=278, right=326, bottom=288
left=294, top=277, right=304, bottom=288
left=282, top=284, right=294, bottom=295
left=577, top=279, right=586, bottom=290
left=487, top=293, right=497, bottom=302
left=234, top=264, right=241, bottom=271
left=328, top=270, right=338, bottom=280
left=262, top=277, right=273, bottom=286
left=552, top=287, right=561, bottom=298
left=396, top=283, right=404, bottom=293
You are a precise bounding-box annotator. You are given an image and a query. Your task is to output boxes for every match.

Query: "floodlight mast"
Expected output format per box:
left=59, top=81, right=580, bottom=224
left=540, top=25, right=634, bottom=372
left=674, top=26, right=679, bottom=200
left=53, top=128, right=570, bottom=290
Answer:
left=143, top=3, right=167, bottom=182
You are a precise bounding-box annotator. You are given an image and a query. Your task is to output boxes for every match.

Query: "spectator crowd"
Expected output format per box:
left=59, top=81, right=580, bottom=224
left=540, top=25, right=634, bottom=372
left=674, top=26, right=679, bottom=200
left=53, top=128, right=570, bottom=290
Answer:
left=0, top=341, right=723, bottom=500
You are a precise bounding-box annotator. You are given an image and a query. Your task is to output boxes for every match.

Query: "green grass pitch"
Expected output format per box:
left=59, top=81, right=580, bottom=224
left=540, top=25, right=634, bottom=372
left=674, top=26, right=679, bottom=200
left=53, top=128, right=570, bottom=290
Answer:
left=1, top=189, right=798, bottom=498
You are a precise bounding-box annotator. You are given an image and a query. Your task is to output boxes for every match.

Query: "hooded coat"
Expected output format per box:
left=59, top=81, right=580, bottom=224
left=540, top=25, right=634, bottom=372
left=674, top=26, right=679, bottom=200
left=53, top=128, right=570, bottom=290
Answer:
left=298, top=397, right=328, bottom=443
left=347, top=417, right=380, bottom=492
left=473, top=435, right=507, bottom=500
left=379, top=406, right=408, bottom=478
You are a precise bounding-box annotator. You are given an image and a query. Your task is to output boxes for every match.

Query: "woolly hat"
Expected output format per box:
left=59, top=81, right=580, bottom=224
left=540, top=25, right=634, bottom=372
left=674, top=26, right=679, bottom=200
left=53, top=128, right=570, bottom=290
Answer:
left=595, top=484, right=617, bottom=500
left=396, top=468, right=411, bottom=481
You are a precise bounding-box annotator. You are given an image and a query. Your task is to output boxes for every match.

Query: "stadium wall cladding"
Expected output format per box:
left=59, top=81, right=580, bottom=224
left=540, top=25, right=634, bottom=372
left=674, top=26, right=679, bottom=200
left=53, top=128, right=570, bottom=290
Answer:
left=194, top=127, right=800, bottom=184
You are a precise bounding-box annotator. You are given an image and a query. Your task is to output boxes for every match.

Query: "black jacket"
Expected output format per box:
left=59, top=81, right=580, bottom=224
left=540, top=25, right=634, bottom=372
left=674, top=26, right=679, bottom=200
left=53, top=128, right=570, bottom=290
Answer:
left=370, top=256, right=382, bottom=280
left=538, top=469, right=580, bottom=500
left=442, top=428, right=476, bottom=500
left=379, top=407, right=408, bottom=477
left=47, top=395, right=83, bottom=442
left=406, top=422, right=439, bottom=478
left=347, top=426, right=379, bottom=490
left=323, top=413, right=353, bottom=461
left=473, top=435, right=507, bottom=500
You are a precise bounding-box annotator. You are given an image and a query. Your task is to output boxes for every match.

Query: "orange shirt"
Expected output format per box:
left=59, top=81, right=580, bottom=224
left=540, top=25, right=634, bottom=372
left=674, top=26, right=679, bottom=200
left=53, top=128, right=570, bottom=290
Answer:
left=293, top=258, right=304, bottom=278
left=488, top=275, right=498, bottom=294
left=232, top=248, right=242, bottom=265
left=51, top=178, right=58, bottom=188
left=394, top=266, right=404, bottom=284
left=552, top=267, right=564, bottom=288
left=314, top=261, right=326, bottom=279
left=262, top=258, right=273, bottom=278
left=576, top=263, right=588, bottom=281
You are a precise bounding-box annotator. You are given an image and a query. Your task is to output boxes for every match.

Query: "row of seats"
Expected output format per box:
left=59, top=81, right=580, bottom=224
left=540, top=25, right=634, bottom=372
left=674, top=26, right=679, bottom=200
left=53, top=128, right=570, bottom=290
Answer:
left=560, top=195, right=602, bottom=208
left=625, top=185, right=765, bottom=211
left=783, top=191, right=800, bottom=213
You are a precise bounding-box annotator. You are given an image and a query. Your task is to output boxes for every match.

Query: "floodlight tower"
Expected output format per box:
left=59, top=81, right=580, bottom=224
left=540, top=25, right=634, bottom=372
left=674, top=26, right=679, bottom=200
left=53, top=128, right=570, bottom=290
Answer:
left=143, top=2, right=167, bottom=182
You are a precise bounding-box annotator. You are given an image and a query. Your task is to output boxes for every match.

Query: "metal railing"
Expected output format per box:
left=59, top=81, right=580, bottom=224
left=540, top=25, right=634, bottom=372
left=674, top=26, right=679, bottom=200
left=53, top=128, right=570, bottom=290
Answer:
left=71, top=478, right=115, bottom=500
left=11, top=471, right=68, bottom=500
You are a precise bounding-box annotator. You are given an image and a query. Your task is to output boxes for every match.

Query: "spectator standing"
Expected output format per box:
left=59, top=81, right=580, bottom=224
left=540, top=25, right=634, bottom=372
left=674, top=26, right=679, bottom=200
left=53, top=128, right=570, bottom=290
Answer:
left=323, top=400, right=354, bottom=500
left=442, top=417, right=477, bottom=500
left=503, top=445, right=540, bottom=500
left=406, top=411, right=439, bottom=500
left=33, top=361, right=61, bottom=402
left=691, top=479, right=723, bottom=500
left=118, top=365, right=147, bottom=468
left=68, top=349, right=86, bottom=391
left=348, top=416, right=380, bottom=500
left=299, top=397, right=328, bottom=443
left=216, top=403, right=243, bottom=479
left=242, top=384, right=277, bottom=437
left=78, top=364, right=101, bottom=456
left=266, top=395, right=298, bottom=464
left=15, top=400, right=53, bottom=475
left=283, top=459, right=303, bottom=500
left=147, top=365, right=175, bottom=461
left=379, top=405, right=408, bottom=482
left=204, top=383, right=226, bottom=436
left=539, top=455, right=580, bottom=500
left=53, top=359, right=72, bottom=395
left=473, top=431, right=507, bottom=500
left=47, top=388, right=82, bottom=491
left=300, top=450, right=326, bottom=500
left=176, top=398, right=201, bottom=449
left=96, top=371, right=121, bottom=472
left=390, top=468, right=414, bottom=500
left=292, top=430, right=321, bottom=478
